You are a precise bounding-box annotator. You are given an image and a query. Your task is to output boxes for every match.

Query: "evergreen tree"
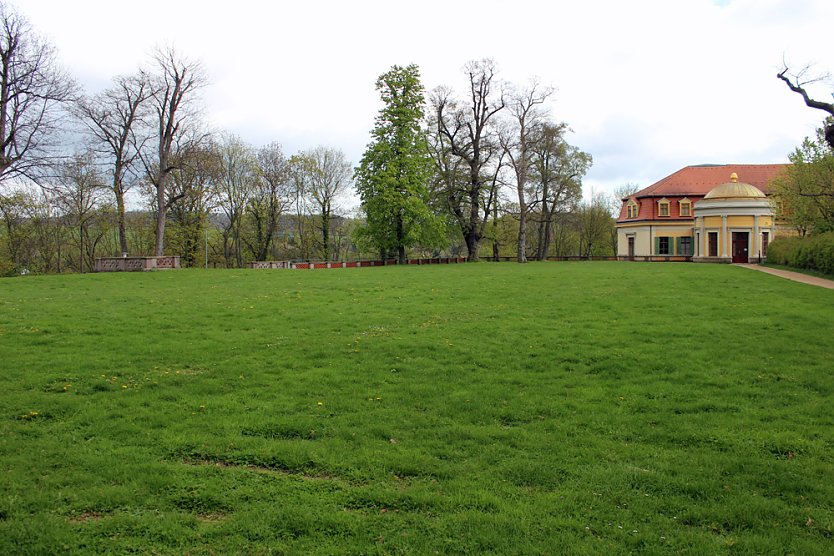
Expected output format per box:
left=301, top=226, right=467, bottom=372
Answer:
left=355, top=64, right=445, bottom=263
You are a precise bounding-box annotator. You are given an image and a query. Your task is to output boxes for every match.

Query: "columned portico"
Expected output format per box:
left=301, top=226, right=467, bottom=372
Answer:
left=691, top=173, right=775, bottom=264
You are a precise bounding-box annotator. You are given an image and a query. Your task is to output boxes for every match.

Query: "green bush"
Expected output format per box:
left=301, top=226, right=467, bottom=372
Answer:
left=0, top=256, right=17, bottom=277
left=767, top=232, right=834, bottom=276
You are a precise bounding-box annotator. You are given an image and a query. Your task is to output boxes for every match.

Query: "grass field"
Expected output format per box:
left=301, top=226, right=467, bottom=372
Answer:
left=1, top=262, right=833, bottom=554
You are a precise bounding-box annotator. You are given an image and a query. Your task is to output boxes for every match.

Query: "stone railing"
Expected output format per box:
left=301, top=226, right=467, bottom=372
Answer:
left=95, top=256, right=181, bottom=272
left=247, top=261, right=292, bottom=269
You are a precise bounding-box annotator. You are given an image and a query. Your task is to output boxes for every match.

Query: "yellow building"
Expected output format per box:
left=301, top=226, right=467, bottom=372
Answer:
left=691, top=174, right=774, bottom=263
left=616, top=164, right=788, bottom=262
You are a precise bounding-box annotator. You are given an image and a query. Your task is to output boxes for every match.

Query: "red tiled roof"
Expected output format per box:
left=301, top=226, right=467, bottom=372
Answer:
left=616, top=163, right=790, bottom=223
left=629, top=164, right=789, bottom=198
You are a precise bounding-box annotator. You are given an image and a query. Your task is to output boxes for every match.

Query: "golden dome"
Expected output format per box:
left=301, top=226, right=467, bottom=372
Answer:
left=703, top=174, right=766, bottom=199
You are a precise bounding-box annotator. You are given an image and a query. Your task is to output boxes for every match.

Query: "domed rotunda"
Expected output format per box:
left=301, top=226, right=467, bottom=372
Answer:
left=692, top=173, right=774, bottom=263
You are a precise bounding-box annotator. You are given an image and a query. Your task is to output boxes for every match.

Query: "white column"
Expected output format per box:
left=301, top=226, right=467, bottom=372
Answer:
left=721, top=215, right=728, bottom=258
left=700, top=217, right=706, bottom=257
left=753, top=215, right=760, bottom=259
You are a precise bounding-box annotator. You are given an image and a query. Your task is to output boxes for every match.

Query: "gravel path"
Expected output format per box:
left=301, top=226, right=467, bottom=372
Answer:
left=734, top=264, right=834, bottom=290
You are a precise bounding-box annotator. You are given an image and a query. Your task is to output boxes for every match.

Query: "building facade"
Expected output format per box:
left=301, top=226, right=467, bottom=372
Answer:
left=616, top=164, right=788, bottom=262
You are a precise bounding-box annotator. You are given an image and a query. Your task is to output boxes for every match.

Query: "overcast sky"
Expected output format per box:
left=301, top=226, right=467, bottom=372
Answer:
left=20, top=0, right=834, bottom=204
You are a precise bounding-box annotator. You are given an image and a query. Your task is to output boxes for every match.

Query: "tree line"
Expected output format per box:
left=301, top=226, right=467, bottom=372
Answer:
left=0, top=3, right=615, bottom=275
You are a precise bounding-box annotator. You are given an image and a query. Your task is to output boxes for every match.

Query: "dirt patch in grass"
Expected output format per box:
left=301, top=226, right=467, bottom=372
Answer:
left=196, top=512, right=227, bottom=523
left=68, top=512, right=107, bottom=523
left=182, top=457, right=335, bottom=481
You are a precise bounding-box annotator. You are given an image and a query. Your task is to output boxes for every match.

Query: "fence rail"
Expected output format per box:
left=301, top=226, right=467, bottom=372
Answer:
left=247, top=257, right=468, bottom=270
left=248, top=255, right=697, bottom=268
left=482, top=256, right=622, bottom=262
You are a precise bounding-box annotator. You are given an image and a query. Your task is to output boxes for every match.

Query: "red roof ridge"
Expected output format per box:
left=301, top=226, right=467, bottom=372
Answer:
left=616, top=163, right=790, bottom=223
left=627, top=163, right=789, bottom=199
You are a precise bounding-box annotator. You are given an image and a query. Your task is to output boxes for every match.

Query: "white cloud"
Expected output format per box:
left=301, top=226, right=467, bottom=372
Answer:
left=20, top=0, right=834, bottom=201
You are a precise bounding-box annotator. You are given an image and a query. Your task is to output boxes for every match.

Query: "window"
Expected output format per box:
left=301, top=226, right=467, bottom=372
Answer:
left=658, top=199, right=670, bottom=217
left=679, top=199, right=691, bottom=217
left=708, top=232, right=718, bottom=257
left=762, top=231, right=769, bottom=256
left=679, top=237, right=692, bottom=256
left=626, top=202, right=638, bottom=219
left=658, top=236, right=670, bottom=255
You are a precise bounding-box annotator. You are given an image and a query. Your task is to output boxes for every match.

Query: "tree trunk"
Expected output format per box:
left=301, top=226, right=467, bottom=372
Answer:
left=492, top=197, right=500, bottom=261
left=466, top=187, right=481, bottom=261
left=116, top=193, right=128, bottom=255
left=541, top=215, right=553, bottom=259
left=465, top=231, right=480, bottom=262
left=79, top=222, right=84, bottom=273
left=154, top=182, right=166, bottom=256
left=517, top=198, right=527, bottom=263
left=235, top=226, right=242, bottom=268
left=396, top=212, right=406, bottom=264
left=536, top=198, right=549, bottom=260
left=515, top=160, right=528, bottom=263
left=322, top=210, right=330, bottom=261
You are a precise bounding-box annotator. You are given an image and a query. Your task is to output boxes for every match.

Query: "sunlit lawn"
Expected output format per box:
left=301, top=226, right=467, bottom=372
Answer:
left=1, top=262, right=833, bottom=554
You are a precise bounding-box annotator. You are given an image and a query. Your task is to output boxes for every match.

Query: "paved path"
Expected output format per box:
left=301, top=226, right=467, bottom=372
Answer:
left=734, top=264, right=834, bottom=290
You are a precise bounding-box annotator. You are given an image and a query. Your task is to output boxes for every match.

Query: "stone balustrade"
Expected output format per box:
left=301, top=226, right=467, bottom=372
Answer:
left=95, top=256, right=181, bottom=272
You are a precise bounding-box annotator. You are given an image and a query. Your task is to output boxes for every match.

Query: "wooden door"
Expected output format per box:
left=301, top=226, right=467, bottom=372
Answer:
left=732, top=232, right=749, bottom=263
left=628, top=237, right=635, bottom=260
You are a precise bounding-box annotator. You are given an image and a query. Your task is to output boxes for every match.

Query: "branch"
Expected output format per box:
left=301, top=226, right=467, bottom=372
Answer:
left=777, top=68, right=834, bottom=115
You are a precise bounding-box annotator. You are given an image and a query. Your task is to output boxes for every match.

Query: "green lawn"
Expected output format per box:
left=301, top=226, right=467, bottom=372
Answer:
left=1, top=262, right=833, bottom=554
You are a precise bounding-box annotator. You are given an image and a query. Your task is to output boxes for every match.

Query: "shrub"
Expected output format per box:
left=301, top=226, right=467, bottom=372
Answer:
left=767, top=232, right=834, bottom=276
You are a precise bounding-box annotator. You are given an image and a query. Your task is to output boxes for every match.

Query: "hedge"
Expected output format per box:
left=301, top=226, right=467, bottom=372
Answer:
left=767, top=232, right=834, bottom=276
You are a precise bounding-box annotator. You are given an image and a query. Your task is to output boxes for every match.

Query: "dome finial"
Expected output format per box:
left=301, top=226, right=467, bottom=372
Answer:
left=730, top=172, right=738, bottom=183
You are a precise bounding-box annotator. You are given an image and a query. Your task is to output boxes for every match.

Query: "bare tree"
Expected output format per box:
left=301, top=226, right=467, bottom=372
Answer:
left=167, top=142, right=218, bottom=267
left=500, top=80, right=553, bottom=263
left=302, top=146, right=351, bottom=260
left=0, top=186, right=65, bottom=274
left=609, top=182, right=640, bottom=253
left=49, top=152, right=110, bottom=272
left=213, top=134, right=256, bottom=268
left=528, top=124, right=589, bottom=259
left=287, top=154, right=314, bottom=260
left=612, top=183, right=639, bottom=208
left=0, top=3, right=76, bottom=184
left=433, top=59, right=505, bottom=261
left=145, top=47, right=206, bottom=256
left=486, top=151, right=509, bottom=260
left=0, top=187, right=29, bottom=271
left=246, top=142, right=290, bottom=261
left=777, top=65, right=834, bottom=149
left=576, top=193, right=615, bottom=258
left=75, top=72, right=150, bottom=255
